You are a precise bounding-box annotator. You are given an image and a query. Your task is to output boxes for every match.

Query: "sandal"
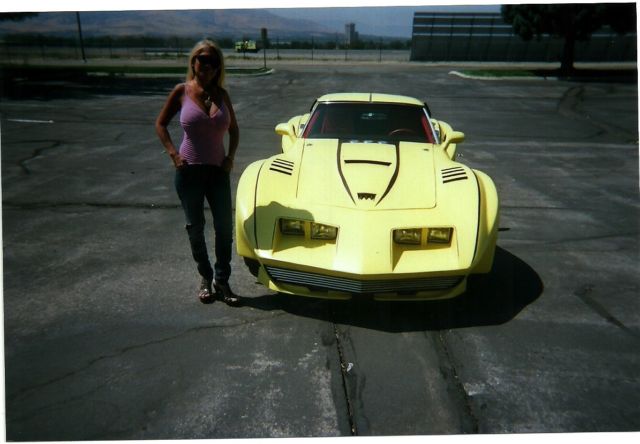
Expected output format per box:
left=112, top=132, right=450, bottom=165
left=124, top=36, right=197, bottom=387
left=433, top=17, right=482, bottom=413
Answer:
left=214, top=280, right=241, bottom=306
left=198, top=278, right=215, bottom=304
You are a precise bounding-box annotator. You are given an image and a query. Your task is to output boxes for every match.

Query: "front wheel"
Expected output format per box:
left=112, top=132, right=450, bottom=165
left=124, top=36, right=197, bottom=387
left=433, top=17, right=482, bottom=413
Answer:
left=243, top=257, right=261, bottom=277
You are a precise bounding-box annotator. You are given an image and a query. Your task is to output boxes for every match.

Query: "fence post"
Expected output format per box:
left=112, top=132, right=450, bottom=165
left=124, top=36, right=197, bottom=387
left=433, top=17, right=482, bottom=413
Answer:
left=75, top=12, right=87, bottom=62
left=484, top=16, right=494, bottom=61
left=446, top=15, right=454, bottom=60
left=465, top=14, right=474, bottom=61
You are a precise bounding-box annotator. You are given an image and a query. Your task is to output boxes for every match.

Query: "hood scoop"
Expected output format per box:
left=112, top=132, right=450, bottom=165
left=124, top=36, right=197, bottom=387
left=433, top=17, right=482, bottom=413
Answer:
left=296, top=140, right=437, bottom=210
left=339, top=142, right=398, bottom=208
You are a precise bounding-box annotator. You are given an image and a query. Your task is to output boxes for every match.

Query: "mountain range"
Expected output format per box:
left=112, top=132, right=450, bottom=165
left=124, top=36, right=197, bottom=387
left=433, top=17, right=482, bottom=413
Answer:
left=0, top=5, right=501, bottom=40
left=0, top=9, right=335, bottom=39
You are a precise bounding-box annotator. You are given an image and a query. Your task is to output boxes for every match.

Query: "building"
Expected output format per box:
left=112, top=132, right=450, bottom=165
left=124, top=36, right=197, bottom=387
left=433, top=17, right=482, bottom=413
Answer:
left=410, top=12, right=636, bottom=62
left=345, top=22, right=358, bottom=46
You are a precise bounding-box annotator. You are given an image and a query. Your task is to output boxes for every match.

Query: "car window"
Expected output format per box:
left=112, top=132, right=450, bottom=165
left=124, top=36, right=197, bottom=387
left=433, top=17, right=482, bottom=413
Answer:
left=303, top=103, right=435, bottom=143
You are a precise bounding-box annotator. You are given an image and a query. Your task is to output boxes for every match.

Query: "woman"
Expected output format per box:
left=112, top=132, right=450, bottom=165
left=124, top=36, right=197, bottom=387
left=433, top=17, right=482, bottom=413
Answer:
left=155, top=40, right=240, bottom=306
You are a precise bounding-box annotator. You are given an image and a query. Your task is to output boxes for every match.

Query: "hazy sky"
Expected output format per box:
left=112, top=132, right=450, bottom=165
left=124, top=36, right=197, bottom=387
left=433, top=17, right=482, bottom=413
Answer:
left=266, top=4, right=501, bottom=38
left=3, top=1, right=503, bottom=39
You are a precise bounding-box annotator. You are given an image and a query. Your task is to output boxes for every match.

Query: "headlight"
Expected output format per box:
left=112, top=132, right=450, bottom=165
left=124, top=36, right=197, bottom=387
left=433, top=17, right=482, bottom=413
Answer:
left=393, top=227, right=453, bottom=245
left=280, top=219, right=338, bottom=240
left=280, top=218, right=305, bottom=236
left=427, top=227, right=453, bottom=244
left=393, top=228, right=422, bottom=245
left=311, top=222, right=338, bottom=240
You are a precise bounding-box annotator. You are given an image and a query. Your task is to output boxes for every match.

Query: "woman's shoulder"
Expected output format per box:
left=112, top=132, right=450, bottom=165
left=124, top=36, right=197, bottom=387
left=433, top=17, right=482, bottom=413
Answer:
left=166, top=82, right=187, bottom=98
left=174, top=82, right=188, bottom=94
left=167, top=83, right=190, bottom=105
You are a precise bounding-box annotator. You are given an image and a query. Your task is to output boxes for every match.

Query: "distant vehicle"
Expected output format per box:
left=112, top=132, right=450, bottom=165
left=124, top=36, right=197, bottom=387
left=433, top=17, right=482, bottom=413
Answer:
left=235, top=40, right=260, bottom=53
left=235, top=92, right=500, bottom=301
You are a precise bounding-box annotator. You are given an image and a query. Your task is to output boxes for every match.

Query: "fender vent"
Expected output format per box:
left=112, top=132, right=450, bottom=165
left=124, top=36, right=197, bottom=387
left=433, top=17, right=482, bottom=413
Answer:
left=269, top=158, right=294, bottom=176
left=441, top=166, right=468, bottom=184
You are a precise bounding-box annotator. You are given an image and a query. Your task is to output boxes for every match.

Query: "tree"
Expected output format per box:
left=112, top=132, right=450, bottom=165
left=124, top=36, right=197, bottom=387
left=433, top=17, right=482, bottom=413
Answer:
left=502, top=3, right=636, bottom=75
left=0, top=12, right=39, bottom=21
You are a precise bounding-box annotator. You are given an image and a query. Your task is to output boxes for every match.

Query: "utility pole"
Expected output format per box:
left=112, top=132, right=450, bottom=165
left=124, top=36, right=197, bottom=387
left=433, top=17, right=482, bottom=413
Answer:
left=261, top=28, right=268, bottom=69
left=75, top=12, right=86, bottom=63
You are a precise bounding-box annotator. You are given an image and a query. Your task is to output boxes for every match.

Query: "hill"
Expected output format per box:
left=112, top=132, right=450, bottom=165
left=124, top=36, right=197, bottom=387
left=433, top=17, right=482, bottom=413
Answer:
left=0, top=9, right=333, bottom=39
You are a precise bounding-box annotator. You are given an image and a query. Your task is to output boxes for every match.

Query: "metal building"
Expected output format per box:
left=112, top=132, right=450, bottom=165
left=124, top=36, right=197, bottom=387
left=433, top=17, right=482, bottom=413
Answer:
left=345, top=22, right=358, bottom=46
left=410, top=12, right=637, bottom=62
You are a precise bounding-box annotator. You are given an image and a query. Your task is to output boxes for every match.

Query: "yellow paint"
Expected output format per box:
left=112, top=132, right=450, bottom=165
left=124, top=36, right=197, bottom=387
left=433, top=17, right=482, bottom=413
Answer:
left=235, top=93, right=499, bottom=300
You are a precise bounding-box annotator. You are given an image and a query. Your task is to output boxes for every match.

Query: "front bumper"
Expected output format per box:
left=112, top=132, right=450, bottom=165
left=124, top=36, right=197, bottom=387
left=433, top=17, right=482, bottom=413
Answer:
left=253, top=260, right=468, bottom=301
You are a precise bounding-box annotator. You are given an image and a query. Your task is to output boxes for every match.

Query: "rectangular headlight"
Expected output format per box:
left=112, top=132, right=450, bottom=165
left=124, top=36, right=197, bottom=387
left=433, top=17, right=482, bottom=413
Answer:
left=393, top=228, right=422, bottom=245
left=427, top=227, right=453, bottom=244
left=280, top=218, right=305, bottom=236
left=310, top=222, right=338, bottom=240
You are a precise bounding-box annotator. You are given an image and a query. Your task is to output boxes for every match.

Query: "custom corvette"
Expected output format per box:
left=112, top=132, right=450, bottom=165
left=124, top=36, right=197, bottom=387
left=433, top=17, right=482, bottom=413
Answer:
left=235, top=93, right=499, bottom=300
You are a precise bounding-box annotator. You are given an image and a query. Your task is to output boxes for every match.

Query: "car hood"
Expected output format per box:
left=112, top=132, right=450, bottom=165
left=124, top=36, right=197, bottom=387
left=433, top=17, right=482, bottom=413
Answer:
left=295, top=139, right=437, bottom=210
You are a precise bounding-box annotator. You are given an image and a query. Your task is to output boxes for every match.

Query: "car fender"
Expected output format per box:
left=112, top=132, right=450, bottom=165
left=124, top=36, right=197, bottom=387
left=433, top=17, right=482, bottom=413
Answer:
left=235, top=160, right=265, bottom=259
left=472, top=169, right=500, bottom=273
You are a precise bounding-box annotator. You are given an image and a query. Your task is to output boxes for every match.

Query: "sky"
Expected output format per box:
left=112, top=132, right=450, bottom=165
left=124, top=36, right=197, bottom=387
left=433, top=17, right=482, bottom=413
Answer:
left=2, top=1, right=504, bottom=39
left=4, top=1, right=508, bottom=14
left=266, top=5, right=501, bottom=38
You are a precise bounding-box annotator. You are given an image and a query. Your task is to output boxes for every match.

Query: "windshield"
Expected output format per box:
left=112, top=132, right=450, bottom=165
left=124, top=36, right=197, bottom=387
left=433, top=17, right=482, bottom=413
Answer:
left=303, top=102, right=436, bottom=144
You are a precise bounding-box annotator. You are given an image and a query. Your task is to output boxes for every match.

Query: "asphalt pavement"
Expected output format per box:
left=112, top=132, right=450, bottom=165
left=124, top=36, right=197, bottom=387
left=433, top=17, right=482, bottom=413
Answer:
left=1, top=61, right=639, bottom=440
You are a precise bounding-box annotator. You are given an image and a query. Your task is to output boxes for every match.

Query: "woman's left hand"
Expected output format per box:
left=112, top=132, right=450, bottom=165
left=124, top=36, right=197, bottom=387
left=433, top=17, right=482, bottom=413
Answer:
left=222, top=156, right=234, bottom=172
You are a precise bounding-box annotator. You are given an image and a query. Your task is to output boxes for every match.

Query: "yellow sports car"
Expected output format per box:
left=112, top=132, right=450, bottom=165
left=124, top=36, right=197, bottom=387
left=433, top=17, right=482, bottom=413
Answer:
left=236, top=93, right=499, bottom=300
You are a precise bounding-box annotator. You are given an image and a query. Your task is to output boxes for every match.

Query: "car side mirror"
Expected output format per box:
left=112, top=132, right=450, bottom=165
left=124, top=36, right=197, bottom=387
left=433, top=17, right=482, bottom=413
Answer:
left=275, top=122, right=297, bottom=153
left=442, top=131, right=465, bottom=160
left=275, top=122, right=294, bottom=137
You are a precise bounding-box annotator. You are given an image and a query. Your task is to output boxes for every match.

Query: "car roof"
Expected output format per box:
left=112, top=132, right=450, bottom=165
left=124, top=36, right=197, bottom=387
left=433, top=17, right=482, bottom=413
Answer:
left=316, top=93, right=424, bottom=106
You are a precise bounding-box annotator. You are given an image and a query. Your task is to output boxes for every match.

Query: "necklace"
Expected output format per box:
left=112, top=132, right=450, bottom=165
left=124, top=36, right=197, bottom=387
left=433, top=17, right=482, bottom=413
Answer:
left=195, top=80, right=213, bottom=109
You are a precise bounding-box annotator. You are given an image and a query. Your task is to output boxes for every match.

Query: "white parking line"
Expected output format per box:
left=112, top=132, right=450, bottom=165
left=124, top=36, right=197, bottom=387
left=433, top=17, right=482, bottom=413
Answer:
left=7, top=118, right=54, bottom=124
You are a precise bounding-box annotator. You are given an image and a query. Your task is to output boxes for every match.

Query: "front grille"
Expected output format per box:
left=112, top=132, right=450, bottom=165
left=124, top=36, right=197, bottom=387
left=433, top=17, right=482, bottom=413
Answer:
left=265, top=266, right=464, bottom=294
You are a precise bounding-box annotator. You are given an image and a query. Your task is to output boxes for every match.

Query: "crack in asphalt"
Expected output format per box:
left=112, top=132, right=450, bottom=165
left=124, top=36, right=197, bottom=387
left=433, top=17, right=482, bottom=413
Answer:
left=558, top=86, right=637, bottom=140
left=6, top=312, right=287, bottom=404
left=332, top=323, right=358, bottom=436
left=2, top=201, right=182, bottom=210
left=500, top=204, right=633, bottom=213
left=18, top=140, right=62, bottom=174
left=431, top=331, right=479, bottom=434
left=574, top=285, right=639, bottom=340
left=7, top=371, right=123, bottom=425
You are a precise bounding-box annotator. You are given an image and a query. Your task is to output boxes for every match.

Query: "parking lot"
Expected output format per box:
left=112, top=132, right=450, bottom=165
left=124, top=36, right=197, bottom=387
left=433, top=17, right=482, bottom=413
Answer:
left=1, top=61, right=639, bottom=440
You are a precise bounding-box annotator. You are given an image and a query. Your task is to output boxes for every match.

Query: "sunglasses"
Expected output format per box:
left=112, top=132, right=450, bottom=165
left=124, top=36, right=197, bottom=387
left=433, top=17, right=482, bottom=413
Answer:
left=195, top=54, right=219, bottom=66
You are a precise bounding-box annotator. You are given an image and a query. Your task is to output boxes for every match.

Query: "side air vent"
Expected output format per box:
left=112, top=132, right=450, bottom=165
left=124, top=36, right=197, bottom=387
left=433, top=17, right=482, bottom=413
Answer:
left=441, top=166, right=468, bottom=184
left=269, top=158, right=295, bottom=176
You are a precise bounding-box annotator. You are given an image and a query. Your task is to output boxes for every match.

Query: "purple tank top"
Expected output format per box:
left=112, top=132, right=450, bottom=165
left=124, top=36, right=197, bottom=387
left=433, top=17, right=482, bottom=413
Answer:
left=179, top=86, right=230, bottom=166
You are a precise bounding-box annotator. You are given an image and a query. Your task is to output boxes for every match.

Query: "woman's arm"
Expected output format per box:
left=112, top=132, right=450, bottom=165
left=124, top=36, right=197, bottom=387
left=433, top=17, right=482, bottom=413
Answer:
left=222, top=89, right=239, bottom=172
left=155, top=83, right=186, bottom=169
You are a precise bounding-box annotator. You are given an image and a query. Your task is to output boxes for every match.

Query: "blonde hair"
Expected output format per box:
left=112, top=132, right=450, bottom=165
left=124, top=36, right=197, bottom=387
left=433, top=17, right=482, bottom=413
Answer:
left=186, top=39, right=225, bottom=88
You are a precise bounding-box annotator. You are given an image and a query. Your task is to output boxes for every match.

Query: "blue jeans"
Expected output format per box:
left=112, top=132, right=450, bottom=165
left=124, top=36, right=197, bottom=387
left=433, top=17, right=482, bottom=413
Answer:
left=175, top=165, right=232, bottom=284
